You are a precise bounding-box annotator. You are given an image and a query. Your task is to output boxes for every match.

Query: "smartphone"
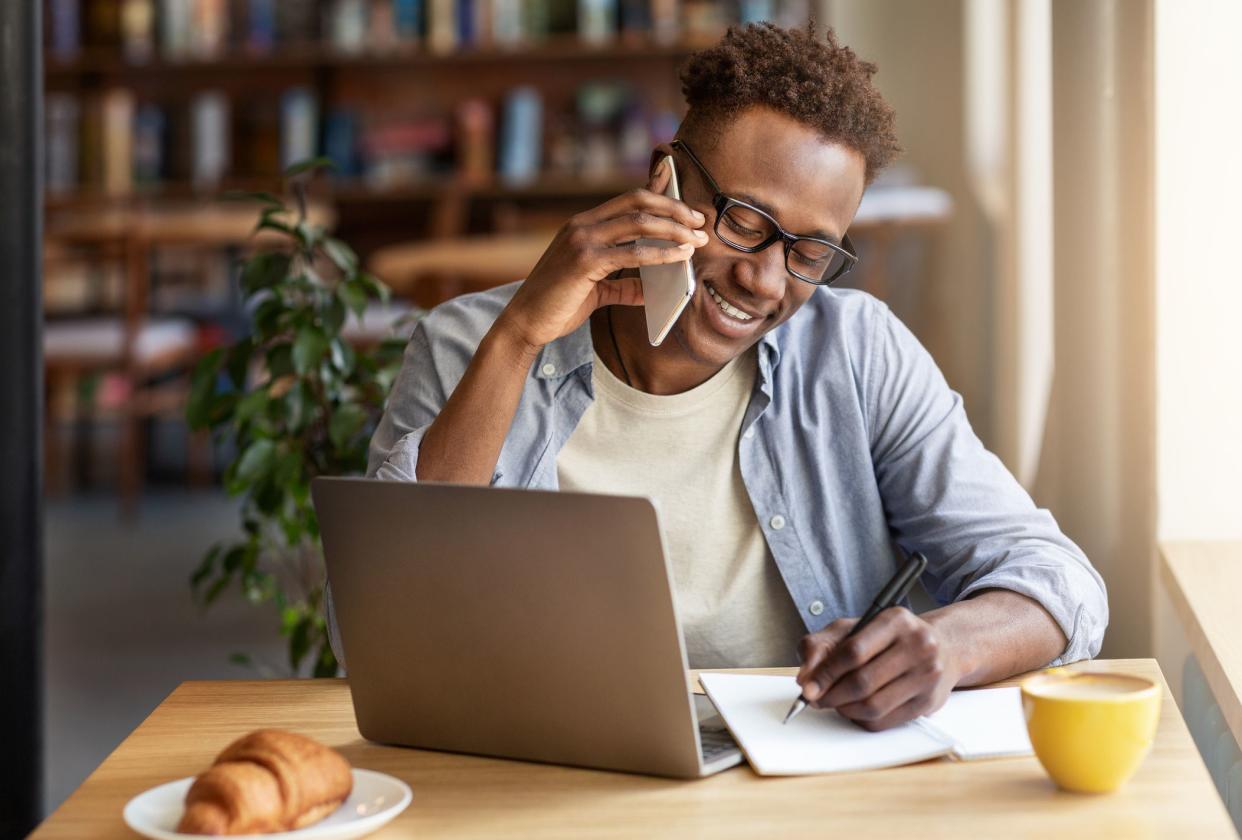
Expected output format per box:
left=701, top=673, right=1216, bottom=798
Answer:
left=637, top=156, right=696, bottom=346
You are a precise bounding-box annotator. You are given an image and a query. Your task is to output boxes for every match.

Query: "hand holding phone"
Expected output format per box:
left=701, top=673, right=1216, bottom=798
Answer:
left=637, top=156, right=696, bottom=346
left=496, top=157, right=707, bottom=353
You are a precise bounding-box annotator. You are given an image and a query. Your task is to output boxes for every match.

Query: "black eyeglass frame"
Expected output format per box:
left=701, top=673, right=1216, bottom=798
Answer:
left=670, top=139, right=858, bottom=286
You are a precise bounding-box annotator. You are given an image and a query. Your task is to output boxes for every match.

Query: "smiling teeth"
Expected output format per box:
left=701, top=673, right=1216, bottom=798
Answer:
left=706, top=284, right=753, bottom=321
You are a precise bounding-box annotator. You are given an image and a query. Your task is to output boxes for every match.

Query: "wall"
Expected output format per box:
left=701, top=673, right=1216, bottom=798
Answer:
left=830, top=0, right=996, bottom=448
left=1153, top=0, right=1242, bottom=695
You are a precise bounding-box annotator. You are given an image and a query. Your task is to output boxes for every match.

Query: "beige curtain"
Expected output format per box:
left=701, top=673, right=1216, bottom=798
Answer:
left=967, top=0, right=1156, bottom=659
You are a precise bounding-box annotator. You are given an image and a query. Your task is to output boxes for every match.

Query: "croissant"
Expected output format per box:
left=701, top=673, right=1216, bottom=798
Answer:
left=177, top=729, right=353, bottom=835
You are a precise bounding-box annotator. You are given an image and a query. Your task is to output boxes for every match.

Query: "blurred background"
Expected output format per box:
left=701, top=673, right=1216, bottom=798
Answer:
left=9, top=0, right=1242, bottom=831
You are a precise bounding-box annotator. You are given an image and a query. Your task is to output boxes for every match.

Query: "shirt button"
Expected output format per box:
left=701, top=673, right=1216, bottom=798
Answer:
left=541, top=363, right=556, bottom=376
left=769, top=514, right=786, bottom=530
left=743, top=427, right=755, bottom=439
left=809, top=600, right=825, bottom=616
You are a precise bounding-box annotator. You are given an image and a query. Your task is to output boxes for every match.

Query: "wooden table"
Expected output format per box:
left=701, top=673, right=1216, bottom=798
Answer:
left=31, top=659, right=1234, bottom=838
left=1161, top=541, right=1242, bottom=748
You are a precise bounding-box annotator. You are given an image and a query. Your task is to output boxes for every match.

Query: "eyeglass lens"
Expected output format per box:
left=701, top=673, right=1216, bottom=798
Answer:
left=717, top=204, right=847, bottom=282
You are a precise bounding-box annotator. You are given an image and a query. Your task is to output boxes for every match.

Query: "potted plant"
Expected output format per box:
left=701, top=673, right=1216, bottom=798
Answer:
left=187, top=159, right=413, bottom=676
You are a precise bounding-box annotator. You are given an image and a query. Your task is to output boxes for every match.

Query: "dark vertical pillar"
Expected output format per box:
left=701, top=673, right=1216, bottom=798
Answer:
left=0, top=0, right=44, bottom=834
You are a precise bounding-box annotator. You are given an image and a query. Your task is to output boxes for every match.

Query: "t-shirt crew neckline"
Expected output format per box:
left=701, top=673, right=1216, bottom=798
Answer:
left=590, top=347, right=756, bottom=416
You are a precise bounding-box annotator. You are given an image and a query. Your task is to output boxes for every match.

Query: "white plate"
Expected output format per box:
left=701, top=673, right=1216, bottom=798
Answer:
left=123, top=768, right=412, bottom=840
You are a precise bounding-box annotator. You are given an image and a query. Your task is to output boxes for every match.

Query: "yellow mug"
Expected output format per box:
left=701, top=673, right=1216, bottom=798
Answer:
left=1021, top=668, right=1161, bottom=793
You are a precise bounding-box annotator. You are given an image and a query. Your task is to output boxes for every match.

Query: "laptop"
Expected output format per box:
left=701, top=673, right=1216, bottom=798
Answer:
left=312, top=477, right=744, bottom=779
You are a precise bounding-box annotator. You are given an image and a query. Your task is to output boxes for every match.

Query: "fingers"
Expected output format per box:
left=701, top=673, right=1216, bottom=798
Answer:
left=595, top=273, right=644, bottom=308
left=597, top=239, right=697, bottom=275
left=592, top=211, right=709, bottom=249
left=798, top=610, right=907, bottom=703
left=796, top=619, right=855, bottom=690
left=838, top=676, right=936, bottom=731
left=576, top=181, right=706, bottom=232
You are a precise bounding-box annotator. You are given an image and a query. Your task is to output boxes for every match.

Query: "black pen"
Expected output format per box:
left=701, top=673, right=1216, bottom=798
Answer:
left=782, top=551, right=929, bottom=724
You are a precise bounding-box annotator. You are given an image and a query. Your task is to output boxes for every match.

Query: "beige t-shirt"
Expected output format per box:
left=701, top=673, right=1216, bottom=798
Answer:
left=556, top=348, right=807, bottom=669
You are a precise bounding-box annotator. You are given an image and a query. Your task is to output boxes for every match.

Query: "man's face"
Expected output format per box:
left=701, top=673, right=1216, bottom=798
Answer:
left=664, top=106, right=867, bottom=368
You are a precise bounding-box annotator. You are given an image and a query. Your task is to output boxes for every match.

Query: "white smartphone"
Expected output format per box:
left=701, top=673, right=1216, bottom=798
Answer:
left=637, top=156, right=696, bottom=346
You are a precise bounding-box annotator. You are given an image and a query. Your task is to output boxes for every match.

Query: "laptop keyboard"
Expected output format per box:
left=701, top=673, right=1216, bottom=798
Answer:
left=698, top=726, right=739, bottom=763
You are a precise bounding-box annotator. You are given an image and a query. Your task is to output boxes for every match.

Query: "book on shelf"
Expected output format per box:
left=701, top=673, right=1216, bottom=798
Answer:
left=455, top=98, right=495, bottom=184
left=245, top=0, right=277, bottom=53
left=160, top=0, right=193, bottom=58
left=368, top=0, right=400, bottom=52
left=578, top=0, right=617, bottom=44
left=650, top=0, right=679, bottom=44
left=490, top=0, right=523, bottom=46
left=280, top=87, right=320, bottom=169
left=324, top=109, right=362, bottom=176
left=133, top=103, right=168, bottom=185
left=428, top=0, right=456, bottom=52
left=192, top=0, right=231, bottom=57
left=738, top=0, right=774, bottom=24
left=121, top=0, right=156, bottom=62
left=49, top=0, right=81, bottom=60
left=327, top=0, right=370, bottom=54
left=102, top=88, right=136, bottom=195
left=46, top=94, right=81, bottom=194
left=618, top=0, right=651, bottom=42
left=498, top=86, right=542, bottom=185
left=393, top=0, right=424, bottom=44
left=192, top=91, right=230, bottom=190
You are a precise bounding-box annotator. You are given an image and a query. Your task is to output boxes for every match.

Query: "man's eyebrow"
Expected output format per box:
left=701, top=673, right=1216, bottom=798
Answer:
left=734, top=191, right=839, bottom=243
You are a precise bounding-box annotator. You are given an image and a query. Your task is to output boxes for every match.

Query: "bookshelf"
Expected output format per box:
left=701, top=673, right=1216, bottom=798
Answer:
left=43, top=0, right=821, bottom=250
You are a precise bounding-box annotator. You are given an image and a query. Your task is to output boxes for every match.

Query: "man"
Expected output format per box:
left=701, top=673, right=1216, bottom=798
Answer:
left=336, top=23, right=1107, bottom=731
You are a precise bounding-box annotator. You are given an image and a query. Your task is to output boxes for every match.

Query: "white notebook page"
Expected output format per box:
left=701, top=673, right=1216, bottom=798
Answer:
left=919, top=686, right=1033, bottom=759
left=699, top=673, right=953, bottom=775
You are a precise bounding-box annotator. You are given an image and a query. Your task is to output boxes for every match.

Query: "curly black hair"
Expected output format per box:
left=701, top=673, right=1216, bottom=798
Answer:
left=679, top=22, right=901, bottom=184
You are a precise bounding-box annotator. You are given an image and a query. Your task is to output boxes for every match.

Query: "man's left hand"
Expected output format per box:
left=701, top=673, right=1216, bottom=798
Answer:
left=795, top=607, right=962, bottom=731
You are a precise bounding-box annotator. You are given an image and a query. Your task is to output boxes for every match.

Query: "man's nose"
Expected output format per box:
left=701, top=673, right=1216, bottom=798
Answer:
left=730, top=245, right=787, bottom=303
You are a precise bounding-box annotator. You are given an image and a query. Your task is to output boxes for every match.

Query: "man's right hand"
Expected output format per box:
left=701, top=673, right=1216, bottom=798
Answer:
left=494, top=158, right=710, bottom=354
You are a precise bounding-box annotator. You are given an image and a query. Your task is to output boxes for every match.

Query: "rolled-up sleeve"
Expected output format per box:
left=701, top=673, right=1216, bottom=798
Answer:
left=865, top=303, right=1108, bottom=665
left=366, top=319, right=445, bottom=481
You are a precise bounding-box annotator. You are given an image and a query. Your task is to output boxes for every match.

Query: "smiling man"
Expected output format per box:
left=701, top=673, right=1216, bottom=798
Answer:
left=352, top=23, right=1108, bottom=730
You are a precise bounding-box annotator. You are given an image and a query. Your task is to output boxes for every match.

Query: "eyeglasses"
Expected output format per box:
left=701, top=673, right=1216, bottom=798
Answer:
left=671, top=139, right=858, bottom=286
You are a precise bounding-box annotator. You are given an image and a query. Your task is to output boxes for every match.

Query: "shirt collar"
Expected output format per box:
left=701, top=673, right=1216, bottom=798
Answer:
left=533, top=317, right=784, bottom=383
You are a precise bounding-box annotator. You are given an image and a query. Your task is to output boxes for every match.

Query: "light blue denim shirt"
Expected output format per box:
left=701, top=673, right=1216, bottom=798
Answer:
left=328, top=281, right=1107, bottom=668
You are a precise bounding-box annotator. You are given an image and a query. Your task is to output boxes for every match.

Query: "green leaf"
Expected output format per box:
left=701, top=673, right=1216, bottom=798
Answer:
left=289, top=615, right=312, bottom=671
left=253, top=296, right=285, bottom=338
left=337, top=280, right=369, bottom=319
left=323, top=238, right=358, bottom=273
left=322, top=293, right=346, bottom=334
left=226, top=337, right=254, bottom=389
left=229, top=652, right=253, bottom=668
left=254, top=217, right=294, bottom=236
left=329, top=337, right=355, bottom=375
left=204, top=575, right=231, bottom=606
left=292, top=327, right=328, bottom=375
left=235, top=439, right=277, bottom=486
left=241, top=252, right=292, bottom=296
left=328, top=403, right=367, bottom=450
left=312, top=642, right=339, bottom=678
left=234, top=390, right=268, bottom=429
left=266, top=343, right=294, bottom=378
left=191, top=545, right=222, bottom=591
left=283, top=381, right=310, bottom=433
left=187, top=349, right=224, bottom=430
left=283, top=156, right=337, bottom=178
left=357, top=271, right=392, bottom=303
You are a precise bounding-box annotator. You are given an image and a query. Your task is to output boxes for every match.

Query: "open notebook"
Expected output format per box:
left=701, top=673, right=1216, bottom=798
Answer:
left=700, top=673, right=1032, bottom=776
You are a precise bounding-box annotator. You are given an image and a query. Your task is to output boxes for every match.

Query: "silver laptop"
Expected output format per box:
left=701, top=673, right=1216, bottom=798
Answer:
left=312, top=477, right=743, bottom=779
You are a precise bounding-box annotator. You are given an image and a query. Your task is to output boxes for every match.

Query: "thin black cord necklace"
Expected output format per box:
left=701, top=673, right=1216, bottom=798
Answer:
left=605, top=306, right=634, bottom=388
